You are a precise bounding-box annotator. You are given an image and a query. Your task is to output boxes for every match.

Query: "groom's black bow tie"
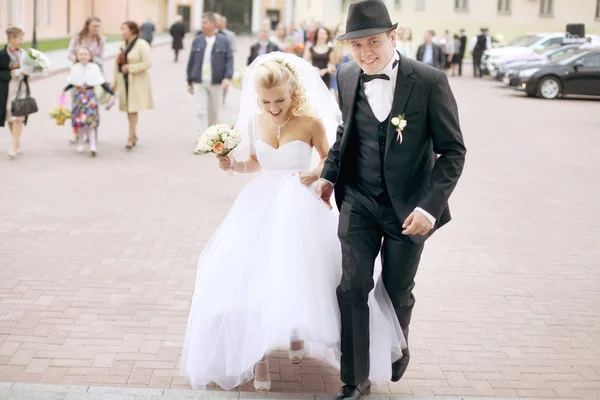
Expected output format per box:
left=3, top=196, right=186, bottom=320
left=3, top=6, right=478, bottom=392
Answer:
left=361, top=73, right=389, bottom=83
left=361, top=58, right=400, bottom=83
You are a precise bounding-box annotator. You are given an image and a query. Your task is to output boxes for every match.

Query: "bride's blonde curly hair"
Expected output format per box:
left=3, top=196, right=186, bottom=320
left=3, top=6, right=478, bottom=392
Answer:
left=253, top=58, right=316, bottom=118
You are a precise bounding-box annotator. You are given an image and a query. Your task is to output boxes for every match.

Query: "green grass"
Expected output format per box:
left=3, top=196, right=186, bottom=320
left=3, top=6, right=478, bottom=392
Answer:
left=16, top=34, right=122, bottom=52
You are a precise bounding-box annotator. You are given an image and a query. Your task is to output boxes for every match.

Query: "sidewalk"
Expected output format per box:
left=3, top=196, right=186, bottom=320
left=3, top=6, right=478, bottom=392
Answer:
left=31, top=34, right=172, bottom=79
left=0, top=382, right=535, bottom=400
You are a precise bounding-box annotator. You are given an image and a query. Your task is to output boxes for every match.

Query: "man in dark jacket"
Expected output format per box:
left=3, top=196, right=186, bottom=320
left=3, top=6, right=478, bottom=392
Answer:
left=170, top=15, right=186, bottom=62
left=416, top=30, right=443, bottom=70
left=187, top=12, right=233, bottom=153
left=471, top=28, right=491, bottom=77
left=247, top=25, right=279, bottom=65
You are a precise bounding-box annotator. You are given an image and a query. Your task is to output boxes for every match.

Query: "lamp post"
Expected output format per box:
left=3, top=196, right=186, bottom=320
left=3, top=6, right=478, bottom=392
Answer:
left=67, top=0, right=71, bottom=35
left=32, top=0, right=39, bottom=49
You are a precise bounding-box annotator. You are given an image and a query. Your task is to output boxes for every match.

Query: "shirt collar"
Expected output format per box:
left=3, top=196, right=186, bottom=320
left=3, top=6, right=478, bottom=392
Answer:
left=375, top=50, right=399, bottom=77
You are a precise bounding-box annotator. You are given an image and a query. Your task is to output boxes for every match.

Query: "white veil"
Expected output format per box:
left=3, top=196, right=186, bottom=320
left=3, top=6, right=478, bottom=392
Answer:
left=233, top=52, right=342, bottom=165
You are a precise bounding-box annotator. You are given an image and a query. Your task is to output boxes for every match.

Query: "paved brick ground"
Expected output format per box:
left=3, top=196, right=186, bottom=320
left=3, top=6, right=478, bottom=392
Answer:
left=0, top=382, right=519, bottom=400
left=0, top=36, right=599, bottom=399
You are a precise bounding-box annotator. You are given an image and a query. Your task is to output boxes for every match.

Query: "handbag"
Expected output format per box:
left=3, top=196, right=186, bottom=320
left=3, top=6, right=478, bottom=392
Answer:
left=11, top=78, right=38, bottom=117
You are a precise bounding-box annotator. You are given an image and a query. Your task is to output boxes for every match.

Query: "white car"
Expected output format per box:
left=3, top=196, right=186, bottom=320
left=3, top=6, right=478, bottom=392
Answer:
left=482, top=33, right=600, bottom=76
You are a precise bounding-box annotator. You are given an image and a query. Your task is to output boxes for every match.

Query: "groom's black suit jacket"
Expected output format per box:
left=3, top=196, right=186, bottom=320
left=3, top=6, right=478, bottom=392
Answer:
left=321, top=55, right=466, bottom=243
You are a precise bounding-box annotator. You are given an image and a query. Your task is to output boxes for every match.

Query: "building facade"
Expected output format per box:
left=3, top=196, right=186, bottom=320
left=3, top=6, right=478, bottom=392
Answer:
left=2, top=0, right=598, bottom=42
left=313, top=0, right=600, bottom=42
left=254, top=0, right=600, bottom=40
left=381, top=0, right=600, bottom=45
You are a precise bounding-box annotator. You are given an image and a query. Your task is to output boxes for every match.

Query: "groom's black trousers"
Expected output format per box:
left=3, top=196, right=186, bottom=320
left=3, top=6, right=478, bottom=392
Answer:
left=337, top=186, right=424, bottom=386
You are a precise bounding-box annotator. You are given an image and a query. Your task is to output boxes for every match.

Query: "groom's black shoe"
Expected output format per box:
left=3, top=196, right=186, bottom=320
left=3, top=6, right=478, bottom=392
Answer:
left=335, top=380, right=371, bottom=400
left=391, top=348, right=410, bottom=382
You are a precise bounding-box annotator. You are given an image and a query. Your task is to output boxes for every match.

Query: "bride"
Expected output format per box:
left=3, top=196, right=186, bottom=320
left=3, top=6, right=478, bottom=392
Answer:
left=180, top=52, right=405, bottom=393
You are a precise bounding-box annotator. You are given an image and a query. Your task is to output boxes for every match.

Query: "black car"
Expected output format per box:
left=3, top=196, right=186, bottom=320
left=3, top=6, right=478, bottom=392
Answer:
left=497, top=44, right=581, bottom=81
left=506, top=49, right=600, bottom=99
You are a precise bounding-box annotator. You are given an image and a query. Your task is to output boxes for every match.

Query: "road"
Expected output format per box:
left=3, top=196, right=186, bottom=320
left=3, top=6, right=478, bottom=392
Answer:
left=0, top=36, right=599, bottom=399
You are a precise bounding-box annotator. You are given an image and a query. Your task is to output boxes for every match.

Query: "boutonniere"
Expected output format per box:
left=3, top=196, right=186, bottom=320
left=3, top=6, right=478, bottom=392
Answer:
left=391, top=114, right=408, bottom=144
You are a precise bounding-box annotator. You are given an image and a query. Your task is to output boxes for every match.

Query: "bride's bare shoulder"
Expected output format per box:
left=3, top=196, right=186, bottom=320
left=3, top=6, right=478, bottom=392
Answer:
left=297, top=115, right=325, bottom=133
left=296, top=114, right=321, bottom=127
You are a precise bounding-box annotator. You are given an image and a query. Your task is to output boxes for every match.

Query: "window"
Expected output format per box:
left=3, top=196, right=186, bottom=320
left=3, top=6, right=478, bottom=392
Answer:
left=498, top=0, right=511, bottom=13
left=548, top=47, right=577, bottom=62
left=507, top=35, right=540, bottom=47
left=455, top=0, right=468, bottom=11
left=46, top=0, right=51, bottom=24
left=578, top=53, right=600, bottom=67
left=416, top=0, right=425, bottom=11
left=7, top=0, right=11, bottom=24
left=539, top=37, right=563, bottom=48
left=540, top=0, right=554, bottom=16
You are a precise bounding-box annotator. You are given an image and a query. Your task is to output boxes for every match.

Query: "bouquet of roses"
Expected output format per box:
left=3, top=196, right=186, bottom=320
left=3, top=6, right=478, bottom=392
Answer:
left=293, top=41, right=305, bottom=57
left=197, top=124, right=241, bottom=156
left=231, top=66, right=246, bottom=90
left=22, top=48, right=50, bottom=74
left=48, top=93, right=72, bottom=126
left=284, top=39, right=305, bottom=57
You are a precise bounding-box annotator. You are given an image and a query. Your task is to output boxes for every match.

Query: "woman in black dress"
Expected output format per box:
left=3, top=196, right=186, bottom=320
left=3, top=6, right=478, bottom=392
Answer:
left=304, top=27, right=336, bottom=89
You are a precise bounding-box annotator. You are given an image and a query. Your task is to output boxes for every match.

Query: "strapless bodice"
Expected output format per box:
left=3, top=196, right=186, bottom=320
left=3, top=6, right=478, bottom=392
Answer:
left=255, top=140, right=313, bottom=174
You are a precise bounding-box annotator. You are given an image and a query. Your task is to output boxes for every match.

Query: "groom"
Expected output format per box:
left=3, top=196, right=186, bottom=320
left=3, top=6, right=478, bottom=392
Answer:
left=316, top=1, right=466, bottom=399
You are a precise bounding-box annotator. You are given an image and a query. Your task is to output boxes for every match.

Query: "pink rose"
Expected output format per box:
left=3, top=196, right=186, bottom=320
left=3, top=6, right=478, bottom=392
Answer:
left=212, top=142, right=225, bottom=154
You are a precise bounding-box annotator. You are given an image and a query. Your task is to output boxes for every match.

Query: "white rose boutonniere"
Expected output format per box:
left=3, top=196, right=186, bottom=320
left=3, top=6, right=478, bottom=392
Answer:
left=391, top=114, right=408, bottom=144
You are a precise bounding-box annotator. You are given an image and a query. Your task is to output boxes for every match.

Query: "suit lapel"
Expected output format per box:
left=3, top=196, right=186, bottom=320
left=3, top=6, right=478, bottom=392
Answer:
left=339, top=63, right=361, bottom=157
left=385, top=55, right=414, bottom=157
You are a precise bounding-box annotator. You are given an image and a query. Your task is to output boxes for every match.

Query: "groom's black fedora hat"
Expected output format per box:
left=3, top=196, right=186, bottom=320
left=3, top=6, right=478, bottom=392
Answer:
left=338, top=0, right=398, bottom=41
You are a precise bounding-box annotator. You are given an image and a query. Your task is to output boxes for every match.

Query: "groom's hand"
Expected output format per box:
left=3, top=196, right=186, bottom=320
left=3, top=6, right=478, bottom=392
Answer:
left=316, top=179, right=334, bottom=206
left=402, top=211, right=433, bottom=236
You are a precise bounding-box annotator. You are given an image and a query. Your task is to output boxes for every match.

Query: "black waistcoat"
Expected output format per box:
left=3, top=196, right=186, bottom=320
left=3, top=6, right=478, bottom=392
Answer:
left=474, top=34, right=487, bottom=54
left=349, top=82, right=390, bottom=203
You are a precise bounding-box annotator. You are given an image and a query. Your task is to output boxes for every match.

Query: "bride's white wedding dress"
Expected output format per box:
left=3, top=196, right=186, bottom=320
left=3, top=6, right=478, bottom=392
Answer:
left=180, top=132, right=406, bottom=391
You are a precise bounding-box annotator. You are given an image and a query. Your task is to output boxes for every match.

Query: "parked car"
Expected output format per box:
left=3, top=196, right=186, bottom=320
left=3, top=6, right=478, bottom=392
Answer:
left=506, top=49, right=600, bottom=99
left=482, top=33, right=600, bottom=77
left=499, top=45, right=582, bottom=82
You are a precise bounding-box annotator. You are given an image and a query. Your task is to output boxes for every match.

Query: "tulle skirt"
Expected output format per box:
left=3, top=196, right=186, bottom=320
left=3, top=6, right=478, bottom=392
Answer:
left=180, top=171, right=405, bottom=390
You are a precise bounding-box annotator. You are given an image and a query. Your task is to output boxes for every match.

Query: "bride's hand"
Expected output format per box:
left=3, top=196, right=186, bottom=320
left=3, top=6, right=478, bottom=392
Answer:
left=298, top=172, right=318, bottom=187
left=217, top=155, right=233, bottom=171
